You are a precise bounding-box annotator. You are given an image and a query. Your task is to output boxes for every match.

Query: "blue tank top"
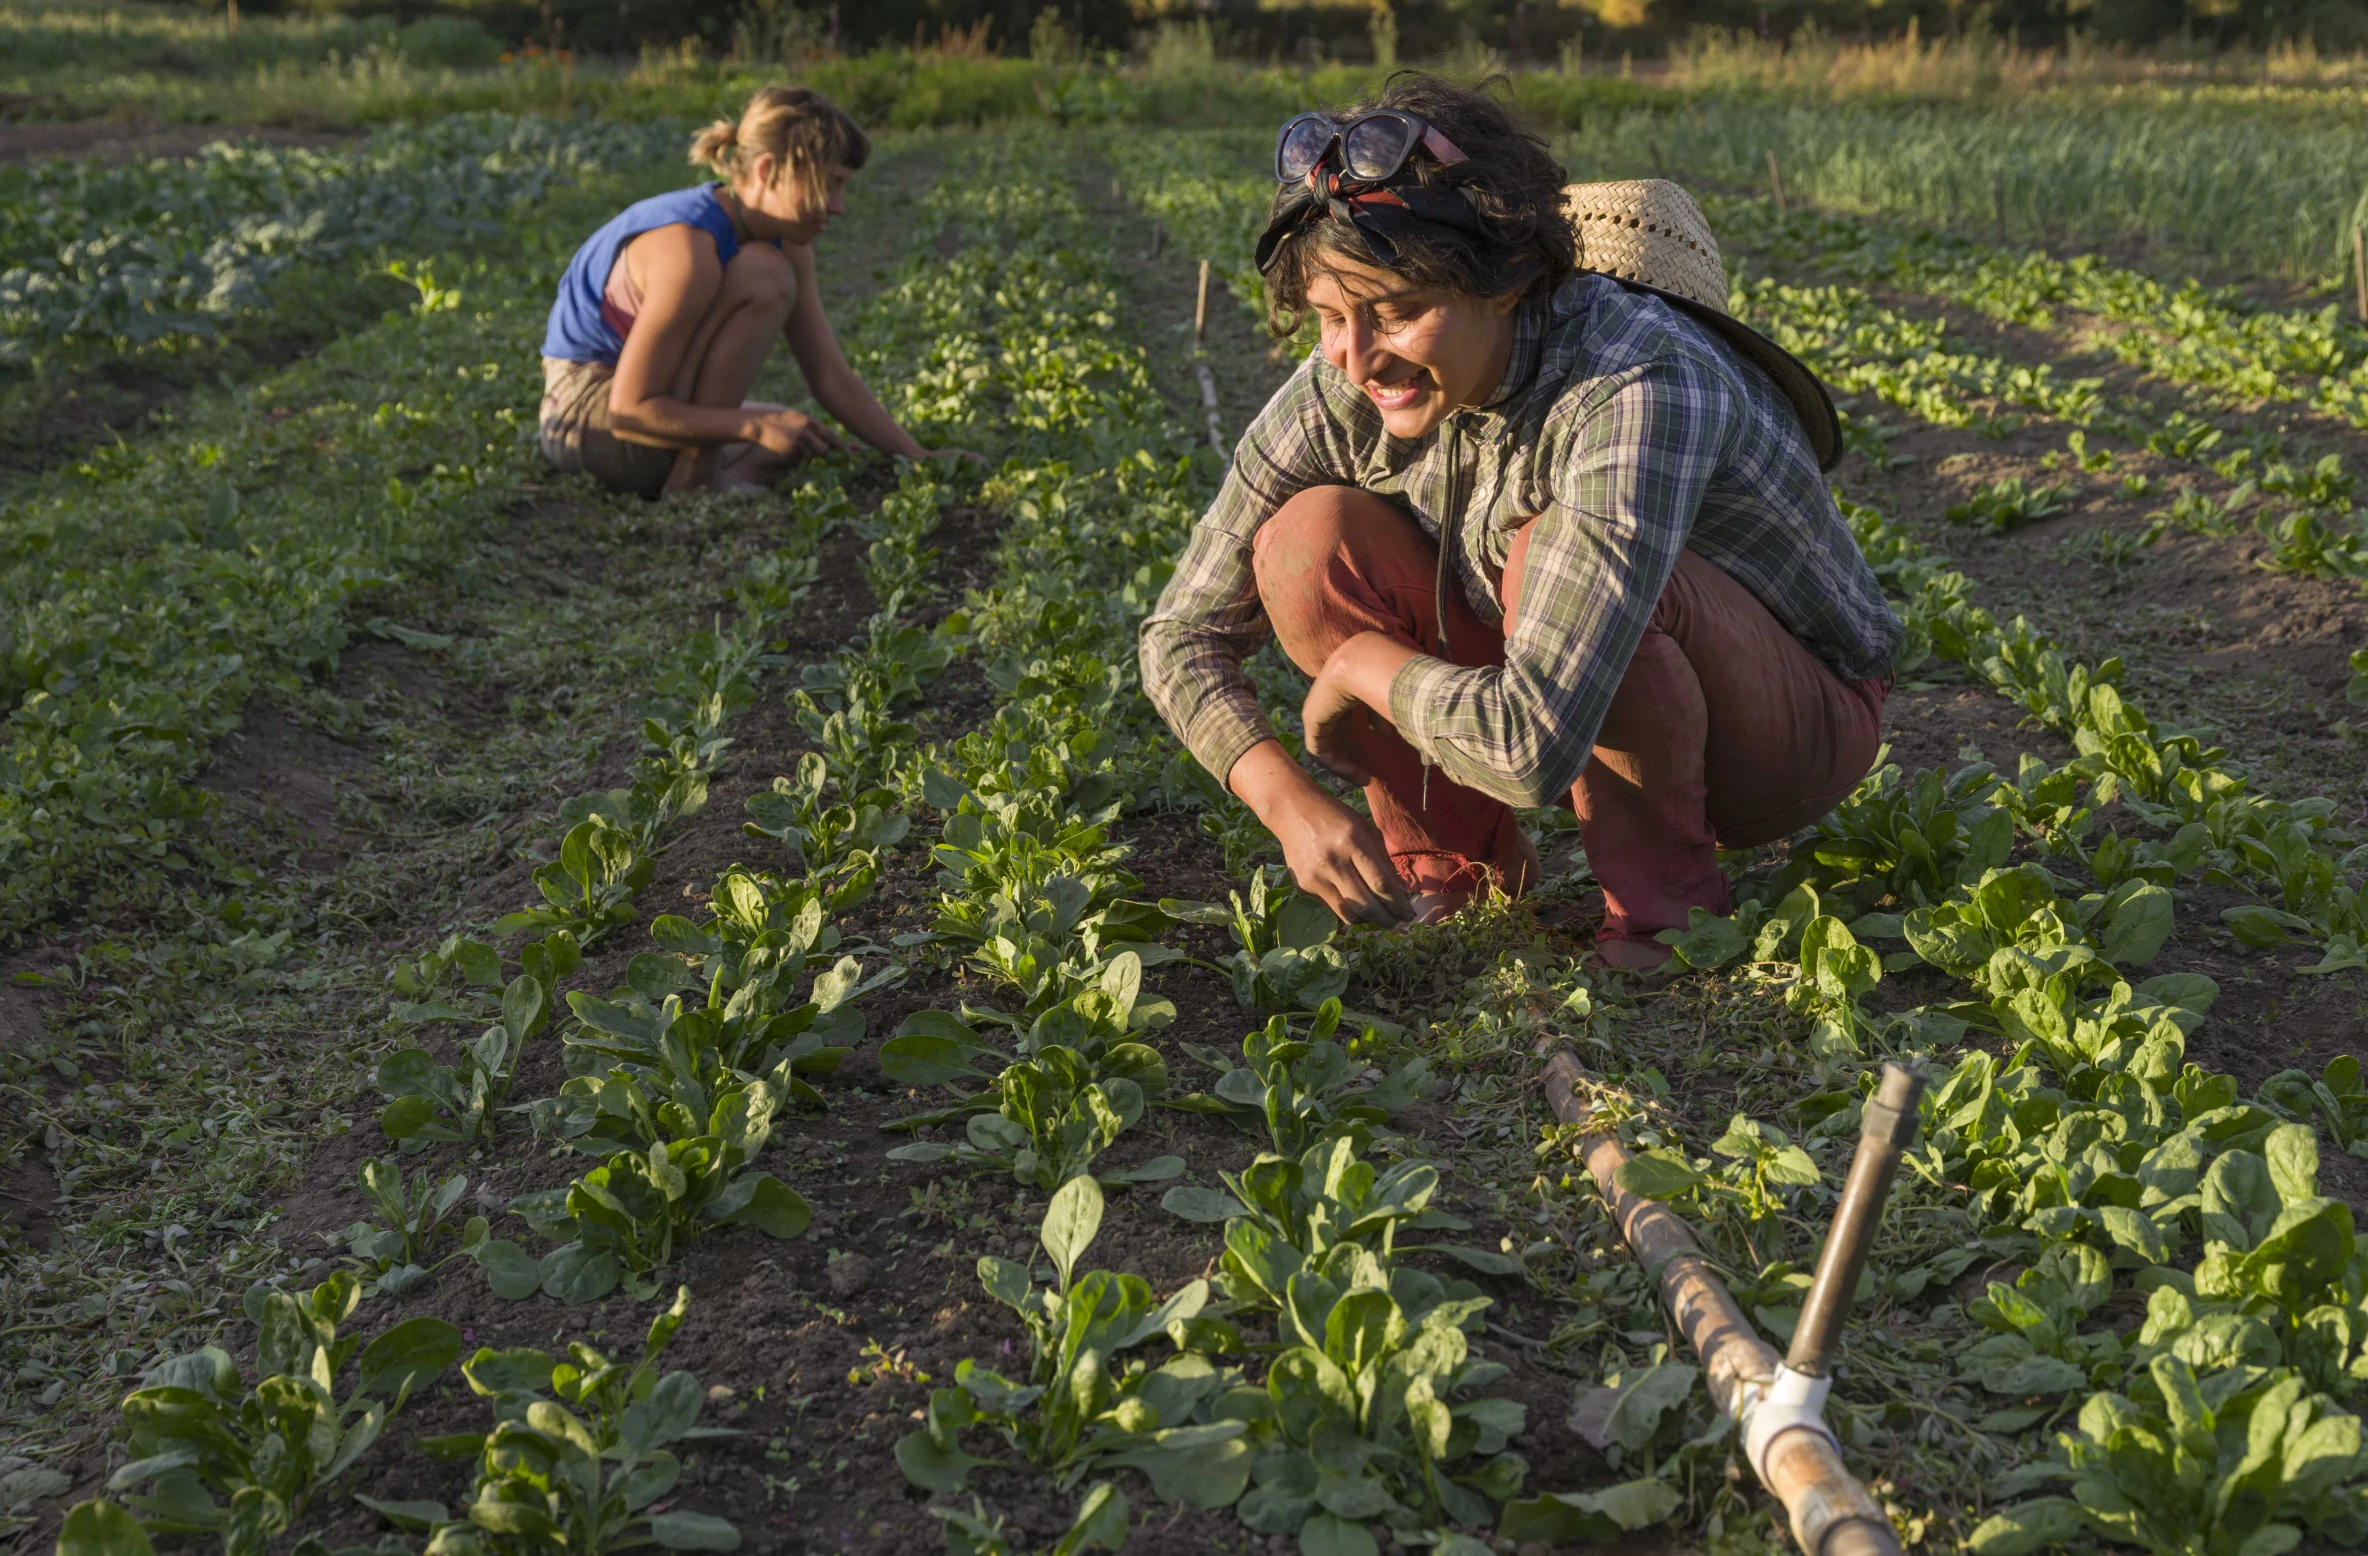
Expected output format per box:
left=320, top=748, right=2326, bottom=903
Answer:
left=541, top=184, right=746, bottom=365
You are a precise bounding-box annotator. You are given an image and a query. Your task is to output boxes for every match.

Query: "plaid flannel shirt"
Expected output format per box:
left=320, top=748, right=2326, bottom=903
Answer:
left=1139, top=272, right=1902, bottom=808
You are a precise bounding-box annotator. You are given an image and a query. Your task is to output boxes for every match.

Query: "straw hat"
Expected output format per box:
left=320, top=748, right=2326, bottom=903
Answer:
left=1564, top=179, right=1841, bottom=471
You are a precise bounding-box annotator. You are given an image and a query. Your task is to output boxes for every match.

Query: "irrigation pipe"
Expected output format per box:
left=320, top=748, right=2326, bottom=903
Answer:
left=1542, top=1050, right=1912, bottom=1556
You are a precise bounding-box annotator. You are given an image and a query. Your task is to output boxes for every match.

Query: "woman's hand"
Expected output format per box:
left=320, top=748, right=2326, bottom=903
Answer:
left=747, top=407, right=847, bottom=459
left=1302, top=631, right=1422, bottom=786
left=1272, top=783, right=1415, bottom=927
left=1301, top=670, right=1375, bottom=784
left=1228, top=739, right=1413, bottom=928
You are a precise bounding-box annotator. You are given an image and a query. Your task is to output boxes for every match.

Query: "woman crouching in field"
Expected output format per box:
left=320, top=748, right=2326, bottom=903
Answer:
left=1139, top=74, right=1901, bottom=970
left=538, top=85, right=944, bottom=497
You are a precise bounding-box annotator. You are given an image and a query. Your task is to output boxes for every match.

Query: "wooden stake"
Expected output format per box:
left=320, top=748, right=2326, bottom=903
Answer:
left=1194, top=259, right=1211, bottom=346
left=2353, top=228, right=2366, bottom=325
left=1149, top=223, right=1164, bottom=261
left=1766, top=149, right=1786, bottom=212
left=1994, top=175, right=2008, bottom=246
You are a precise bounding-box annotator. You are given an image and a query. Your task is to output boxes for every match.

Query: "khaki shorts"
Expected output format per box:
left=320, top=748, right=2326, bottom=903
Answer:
left=538, top=357, right=677, bottom=499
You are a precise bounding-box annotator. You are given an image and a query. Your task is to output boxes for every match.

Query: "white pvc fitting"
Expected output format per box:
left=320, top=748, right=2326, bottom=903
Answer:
left=1741, top=1362, right=1837, bottom=1484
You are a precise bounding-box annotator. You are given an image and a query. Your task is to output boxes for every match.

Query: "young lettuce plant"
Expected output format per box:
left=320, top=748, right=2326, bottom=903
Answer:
left=2126, top=1124, right=2368, bottom=1396
left=333, top=1160, right=487, bottom=1297
left=883, top=951, right=1183, bottom=1190
left=481, top=1063, right=812, bottom=1304
left=1177, top=999, right=1433, bottom=1155
left=888, top=1041, right=1182, bottom=1192
left=1163, top=868, right=1349, bottom=1013
left=1231, top=1247, right=1529, bottom=1550
left=1165, top=1136, right=1519, bottom=1312
left=743, top=751, right=911, bottom=910
left=1796, top=758, right=2013, bottom=908
left=931, top=1483, right=1128, bottom=1556
left=1971, top=1355, right=2368, bottom=1556
left=495, top=815, right=655, bottom=949
left=882, top=948, right=1174, bottom=1110
left=896, top=1176, right=1251, bottom=1506
left=399, top=1287, right=742, bottom=1556
left=375, top=972, right=554, bottom=1152
left=107, top=1274, right=458, bottom=1556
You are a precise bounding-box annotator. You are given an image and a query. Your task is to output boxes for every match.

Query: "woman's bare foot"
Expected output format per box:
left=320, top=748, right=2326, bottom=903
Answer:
left=713, top=440, right=793, bottom=491
left=661, top=445, right=715, bottom=496
left=1587, top=936, right=1680, bottom=984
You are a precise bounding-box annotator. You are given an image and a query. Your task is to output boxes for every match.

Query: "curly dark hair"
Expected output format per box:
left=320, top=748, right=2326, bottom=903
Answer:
left=1261, top=72, right=1573, bottom=338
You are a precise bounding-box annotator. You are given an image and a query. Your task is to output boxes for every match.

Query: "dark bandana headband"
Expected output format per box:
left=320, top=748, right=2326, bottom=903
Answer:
left=1254, top=171, right=1483, bottom=274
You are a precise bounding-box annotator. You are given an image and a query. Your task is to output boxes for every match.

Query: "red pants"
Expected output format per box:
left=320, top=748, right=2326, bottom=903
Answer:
left=1251, top=488, right=1887, bottom=946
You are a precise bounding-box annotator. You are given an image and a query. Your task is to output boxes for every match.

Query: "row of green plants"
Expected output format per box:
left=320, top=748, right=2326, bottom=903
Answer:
left=0, top=127, right=695, bottom=940
left=1706, top=194, right=2368, bottom=420
left=356, top=472, right=890, bottom=1305
left=1725, top=273, right=2368, bottom=585
left=1554, top=98, right=2368, bottom=284
left=49, top=455, right=881, bottom=1552
left=0, top=115, right=680, bottom=362
left=856, top=138, right=1623, bottom=1556
left=57, top=1276, right=746, bottom=1556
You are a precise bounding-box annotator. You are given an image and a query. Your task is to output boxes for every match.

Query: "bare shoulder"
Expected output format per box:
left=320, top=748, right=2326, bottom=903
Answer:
left=625, top=222, right=724, bottom=295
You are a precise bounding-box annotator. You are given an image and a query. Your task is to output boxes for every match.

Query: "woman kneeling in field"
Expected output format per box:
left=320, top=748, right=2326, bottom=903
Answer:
left=538, top=85, right=941, bottom=497
left=1139, top=75, right=1902, bottom=970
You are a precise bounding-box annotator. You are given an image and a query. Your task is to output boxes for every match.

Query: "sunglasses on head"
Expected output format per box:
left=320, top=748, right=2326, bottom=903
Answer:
left=1274, top=110, right=1470, bottom=185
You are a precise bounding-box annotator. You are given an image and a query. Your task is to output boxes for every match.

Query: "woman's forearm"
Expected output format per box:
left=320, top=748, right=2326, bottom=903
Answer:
left=608, top=395, right=761, bottom=450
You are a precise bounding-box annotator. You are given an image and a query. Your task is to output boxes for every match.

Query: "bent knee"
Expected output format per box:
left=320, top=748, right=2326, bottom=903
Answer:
left=721, top=243, right=797, bottom=311
left=1252, top=486, right=1407, bottom=588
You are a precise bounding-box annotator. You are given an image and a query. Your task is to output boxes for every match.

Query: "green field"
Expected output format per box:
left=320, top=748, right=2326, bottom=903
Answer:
left=0, top=6, right=2366, bottom=1556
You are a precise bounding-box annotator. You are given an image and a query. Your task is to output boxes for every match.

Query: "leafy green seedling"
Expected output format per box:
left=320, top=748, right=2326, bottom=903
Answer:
left=1178, top=999, right=1433, bottom=1155
left=1164, top=866, right=1349, bottom=1012
left=932, top=1483, right=1129, bottom=1556
left=1946, top=475, right=2073, bottom=533
left=376, top=972, right=552, bottom=1150
left=496, top=816, right=656, bottom=948
left=1166, top=1135, right=1520, bottom=1308
left=108, top=1274, right=458, bottom=1555
left=335, top=1159, right=487, bottom=1296
left=897, top=1176, right=1249, bottom=1507
left=743, top=752, right=911, bottom=909
left=487, top=1065, right=812, bottom=1304
left=411, top=1287, right=742, bottom=1556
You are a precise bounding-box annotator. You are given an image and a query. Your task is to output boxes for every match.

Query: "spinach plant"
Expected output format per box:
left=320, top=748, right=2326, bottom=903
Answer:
left=743, top=751, right=911, bottom=909
left=108, top=1274, right=458, bottom=1556
left=1229, top=1255, right=1528, bottom=1550
left=495, top=816, right=655, bottom=949
left=1178, top=999, right=1433, bottom=1155
left=1974, top=1356, right=2368, bottom=1556
left=1166, top=1136, right=1520, bottom=1311
left=932, top=1483, right=1128, bottom=1556
left=334, top=1160, right=486, bottom=1296
left=897, top=1176, right=1251, bottom=1505
left=1164, top=867, right=1349, bottom=1013
left=408, top=1287, right=742, bottom=1556
left=375, top=971, right=554, bottom=1151
left=484, top=1064, right=812, bottom=1304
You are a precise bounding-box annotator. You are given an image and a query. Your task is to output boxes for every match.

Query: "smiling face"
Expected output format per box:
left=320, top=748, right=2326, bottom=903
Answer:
left=1303, top=247, right=1523, bottom=439
left=734, top=158, right=852, bottom=244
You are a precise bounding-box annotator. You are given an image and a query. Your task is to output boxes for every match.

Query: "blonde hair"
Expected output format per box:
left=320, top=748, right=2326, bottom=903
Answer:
left=688, top=85, right=869, bottom=199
